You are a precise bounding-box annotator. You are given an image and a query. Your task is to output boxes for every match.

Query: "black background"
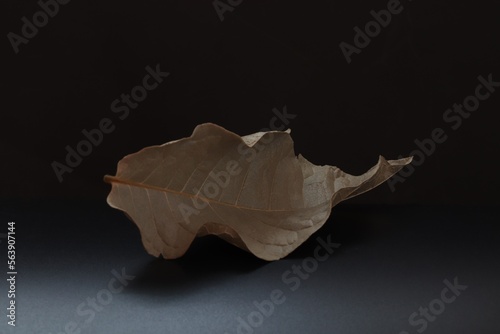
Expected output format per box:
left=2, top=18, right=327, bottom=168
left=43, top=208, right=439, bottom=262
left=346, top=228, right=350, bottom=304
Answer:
left=1, top=0, right=500, bottom=333
left=2, top=0, right=500, bottom=204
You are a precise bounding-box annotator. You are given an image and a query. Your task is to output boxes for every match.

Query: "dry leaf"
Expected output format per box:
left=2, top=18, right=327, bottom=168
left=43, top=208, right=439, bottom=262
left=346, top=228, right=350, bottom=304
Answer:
left=104, top=123, right=411, bottom=261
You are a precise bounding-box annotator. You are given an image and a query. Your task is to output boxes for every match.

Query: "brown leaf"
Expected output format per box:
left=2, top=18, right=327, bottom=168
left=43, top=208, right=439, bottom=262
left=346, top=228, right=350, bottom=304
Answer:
left=104, top=123, right=412, bottom=261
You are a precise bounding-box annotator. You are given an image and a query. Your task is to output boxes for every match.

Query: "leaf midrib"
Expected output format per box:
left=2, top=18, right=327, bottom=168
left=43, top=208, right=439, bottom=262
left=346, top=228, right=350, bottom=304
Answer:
left=104, top=175, right=317, bottom=213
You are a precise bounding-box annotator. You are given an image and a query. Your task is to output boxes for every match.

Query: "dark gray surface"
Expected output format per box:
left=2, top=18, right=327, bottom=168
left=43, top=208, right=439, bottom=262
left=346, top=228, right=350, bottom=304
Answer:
left=1, top=201, right=499, bottom=334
